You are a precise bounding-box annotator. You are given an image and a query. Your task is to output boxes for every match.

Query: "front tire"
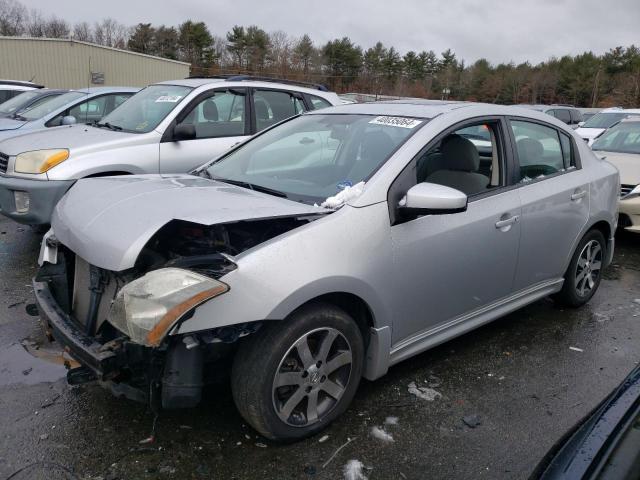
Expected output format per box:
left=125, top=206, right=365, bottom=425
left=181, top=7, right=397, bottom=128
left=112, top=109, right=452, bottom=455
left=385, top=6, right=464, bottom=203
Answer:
left=555, top=229, right=606, bottom=307
left=231, top=303, right=364, bottom=441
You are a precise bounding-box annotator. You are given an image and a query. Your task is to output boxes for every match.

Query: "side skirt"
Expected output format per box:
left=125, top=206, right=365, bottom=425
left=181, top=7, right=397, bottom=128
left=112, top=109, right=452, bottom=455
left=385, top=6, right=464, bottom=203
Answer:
left=388, top=278, right=564, bottom=367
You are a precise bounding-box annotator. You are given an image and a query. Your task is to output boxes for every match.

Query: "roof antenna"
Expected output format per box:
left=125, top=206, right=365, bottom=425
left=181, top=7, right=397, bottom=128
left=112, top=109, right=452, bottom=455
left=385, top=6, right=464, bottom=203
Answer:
left=86, top=56, right=91, bottom=124
left=28, top=75, right=36, bottom=82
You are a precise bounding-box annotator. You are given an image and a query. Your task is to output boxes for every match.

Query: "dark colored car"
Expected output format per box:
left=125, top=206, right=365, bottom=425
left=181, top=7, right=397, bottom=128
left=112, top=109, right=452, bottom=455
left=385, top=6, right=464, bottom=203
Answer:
left=532, top=364, right=640, bottom=479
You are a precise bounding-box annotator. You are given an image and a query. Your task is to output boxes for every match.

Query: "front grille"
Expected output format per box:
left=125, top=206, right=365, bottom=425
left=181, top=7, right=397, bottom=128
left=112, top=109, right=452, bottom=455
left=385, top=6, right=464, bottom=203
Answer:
left=621, top=184, right=636, bottom=198
left=0, top=152, right=8, bottom=174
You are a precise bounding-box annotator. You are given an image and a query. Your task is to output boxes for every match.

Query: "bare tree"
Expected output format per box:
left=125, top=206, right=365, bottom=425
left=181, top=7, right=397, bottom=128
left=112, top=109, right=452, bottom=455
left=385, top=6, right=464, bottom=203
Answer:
left=73, top=21, right=93, bottom=42
left=43, top=16, right=69, bottom=38
left=26, top=8, right=45, bottom=37
left=0, top=0, right=27, bottom=35
left=94, top=18, right=129, bottom=48
left=269, top=30, right=292, bottom=75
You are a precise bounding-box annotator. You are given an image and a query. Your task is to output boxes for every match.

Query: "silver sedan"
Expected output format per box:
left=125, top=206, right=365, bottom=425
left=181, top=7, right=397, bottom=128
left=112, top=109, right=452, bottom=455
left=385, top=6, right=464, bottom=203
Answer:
left=34, top=101, right=619, bottom=441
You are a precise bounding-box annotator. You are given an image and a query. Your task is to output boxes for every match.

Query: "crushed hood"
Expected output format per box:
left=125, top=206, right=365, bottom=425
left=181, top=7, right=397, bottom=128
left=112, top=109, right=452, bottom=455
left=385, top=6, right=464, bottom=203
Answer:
left=0, top=124, right=141, bottom=156
left=0, top=117, right=26, bottom=131
left=52, top=174, right=328, bottom=271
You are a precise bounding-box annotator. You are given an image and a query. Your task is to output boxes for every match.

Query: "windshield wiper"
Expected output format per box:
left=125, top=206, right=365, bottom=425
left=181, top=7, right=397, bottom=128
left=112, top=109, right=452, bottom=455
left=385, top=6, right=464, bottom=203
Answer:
left=93, top=121, right=123, bottom=131
left=11, top=113, right=26, bottom=121
left=211, top=177, right=288, bottom=198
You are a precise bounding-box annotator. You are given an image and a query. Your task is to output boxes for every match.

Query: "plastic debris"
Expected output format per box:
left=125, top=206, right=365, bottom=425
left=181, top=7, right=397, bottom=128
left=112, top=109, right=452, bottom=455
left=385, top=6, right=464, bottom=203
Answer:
left=255, top=442, right=267, bottom=448
left=384, top=416, right=399, bottom=426
left=569, top=346, right=584, bottom=352
left=462, top=414, right=482, bottom=428
left=318, top=435, right=330, bottom=443
left=323, top=437, right=357, bottom=468
left=321, top=182, right=365, bottom=209
left=39, top=433, right=49, bottom=441
left=370, top=426, right=394, bottom=443
left=408, top=381, right=442, bottom=401
left=343, top=459, right=367, bottom=480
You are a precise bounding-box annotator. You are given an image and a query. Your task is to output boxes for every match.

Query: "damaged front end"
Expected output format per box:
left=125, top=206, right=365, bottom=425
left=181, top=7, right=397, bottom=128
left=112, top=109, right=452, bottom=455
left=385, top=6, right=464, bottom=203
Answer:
left=34, top=214, right=319, bottom=408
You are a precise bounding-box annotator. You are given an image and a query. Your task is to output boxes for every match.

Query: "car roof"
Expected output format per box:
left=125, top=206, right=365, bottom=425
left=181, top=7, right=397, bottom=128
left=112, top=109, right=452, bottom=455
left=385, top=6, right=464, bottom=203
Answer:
left=154, top=78, right=335, bottom=96
left=70, top=87, right=140, bottom=94
left=0, top=79, right=44, bottom=88
left=307, top=100, right=473, bottom=118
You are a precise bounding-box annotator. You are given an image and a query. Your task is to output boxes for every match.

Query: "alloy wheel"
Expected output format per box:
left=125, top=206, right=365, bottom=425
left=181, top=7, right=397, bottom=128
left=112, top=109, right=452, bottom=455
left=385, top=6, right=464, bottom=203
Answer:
left=272, top=327, right=353, bottom=427
left=575, top=239, right=602, bottom=297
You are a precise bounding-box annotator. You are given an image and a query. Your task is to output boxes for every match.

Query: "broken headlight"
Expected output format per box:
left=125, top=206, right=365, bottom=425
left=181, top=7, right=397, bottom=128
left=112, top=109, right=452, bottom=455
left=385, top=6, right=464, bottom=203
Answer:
left=108, top=268, right=228, bottom=347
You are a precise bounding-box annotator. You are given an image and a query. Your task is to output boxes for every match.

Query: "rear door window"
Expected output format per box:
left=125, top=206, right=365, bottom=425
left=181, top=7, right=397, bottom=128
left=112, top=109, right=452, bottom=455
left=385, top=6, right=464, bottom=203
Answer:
left=511, top=120, right=567, bottom=181
left=553, top=109, right=571, bottom=124
left=253, top=90, right=305, bottom=132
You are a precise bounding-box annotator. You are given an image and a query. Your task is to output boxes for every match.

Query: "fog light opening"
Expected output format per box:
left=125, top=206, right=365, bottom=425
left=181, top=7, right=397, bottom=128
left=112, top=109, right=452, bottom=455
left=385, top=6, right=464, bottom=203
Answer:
left=14, top=191, right=30, bottom=214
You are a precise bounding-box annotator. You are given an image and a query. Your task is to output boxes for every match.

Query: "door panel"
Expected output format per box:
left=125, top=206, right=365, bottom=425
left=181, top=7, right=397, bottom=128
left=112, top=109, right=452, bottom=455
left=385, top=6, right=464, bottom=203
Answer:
left=390, top=190, right=522, bottom=344
left=514, top=171, right=589, bottom=289
left=159, top=89, right=249, bottom=173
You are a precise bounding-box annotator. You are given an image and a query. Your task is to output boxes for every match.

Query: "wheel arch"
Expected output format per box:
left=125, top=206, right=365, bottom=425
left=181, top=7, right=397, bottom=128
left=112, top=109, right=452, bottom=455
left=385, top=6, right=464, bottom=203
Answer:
left=563, top=217, right=614, bottom=274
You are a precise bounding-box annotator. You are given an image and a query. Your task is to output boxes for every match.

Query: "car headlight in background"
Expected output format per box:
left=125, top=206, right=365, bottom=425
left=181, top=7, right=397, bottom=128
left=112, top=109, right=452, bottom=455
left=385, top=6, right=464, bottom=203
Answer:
left=14, top=149, right=69, bottom=174
left=108, top=268, right=228, bottom=347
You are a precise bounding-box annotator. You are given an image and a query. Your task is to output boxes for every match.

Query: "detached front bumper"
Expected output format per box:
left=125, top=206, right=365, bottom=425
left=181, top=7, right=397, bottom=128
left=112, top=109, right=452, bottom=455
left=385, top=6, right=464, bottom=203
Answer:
left=619, top=196, right=640, bottom=233
left=33, top=279, right=122, bottom=380
left=0, top=176, right=74, bottom=225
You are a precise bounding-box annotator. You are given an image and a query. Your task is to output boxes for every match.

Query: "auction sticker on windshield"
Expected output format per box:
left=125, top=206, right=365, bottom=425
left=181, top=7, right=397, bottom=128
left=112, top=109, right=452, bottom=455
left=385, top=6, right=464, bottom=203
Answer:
left=155, top=95, right=183, bottom=103
left=369, top=116, right=423, bottom=129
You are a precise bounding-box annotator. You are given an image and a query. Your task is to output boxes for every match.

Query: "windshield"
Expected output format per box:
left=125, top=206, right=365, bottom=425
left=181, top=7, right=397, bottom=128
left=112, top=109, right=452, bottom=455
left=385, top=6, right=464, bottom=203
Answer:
left=98, top=84, right=192, bottom=133
left=206, top=113, right=425, bottom=204
left=0, top=90, right=42, bottom=115
left=592, top=122, right=640, bottom=154
left=19, top=91, right=85, bottom=121
left=582, top=112, right=629, bottom=129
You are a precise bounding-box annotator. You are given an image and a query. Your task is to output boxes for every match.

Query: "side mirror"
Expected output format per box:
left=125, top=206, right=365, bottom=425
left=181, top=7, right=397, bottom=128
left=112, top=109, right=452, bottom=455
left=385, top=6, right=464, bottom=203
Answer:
left=61, top=116, right=77, bottom=125
left=399, top=183, right=467, bottom=217
left=173, top=123, right=196, bottom=141
left=577, top=121, right=585, bottom=127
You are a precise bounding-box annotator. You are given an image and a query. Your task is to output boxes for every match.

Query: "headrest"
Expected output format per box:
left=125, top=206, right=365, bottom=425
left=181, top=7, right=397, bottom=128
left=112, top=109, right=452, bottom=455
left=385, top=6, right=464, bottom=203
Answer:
left=441, top=134, right=480, bottom=171
left=255, top=100, right=269, bottom=120
left=202, top=100, right=218, bottom=121
left=516, top=138, right=544, bottom=164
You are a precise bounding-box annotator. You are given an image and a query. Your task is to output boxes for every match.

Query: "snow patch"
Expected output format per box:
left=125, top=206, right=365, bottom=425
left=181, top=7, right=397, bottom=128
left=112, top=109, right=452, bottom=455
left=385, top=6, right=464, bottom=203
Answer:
left=344, top=459, right=368, bottom=480
left=321, top=182, right=365, bottom=209
left=384, top=416, right=399, bottom=426
left=370, top=426, right=394, bottom=443
left=408, top=381, right=442, bottom=401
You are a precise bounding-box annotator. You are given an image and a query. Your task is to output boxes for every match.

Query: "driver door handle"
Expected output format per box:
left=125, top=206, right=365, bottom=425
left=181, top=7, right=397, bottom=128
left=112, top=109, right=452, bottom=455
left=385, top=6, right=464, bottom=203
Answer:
left=495, top=215, right=519, bottom=229
left=571, top=189, right=587, bottom=201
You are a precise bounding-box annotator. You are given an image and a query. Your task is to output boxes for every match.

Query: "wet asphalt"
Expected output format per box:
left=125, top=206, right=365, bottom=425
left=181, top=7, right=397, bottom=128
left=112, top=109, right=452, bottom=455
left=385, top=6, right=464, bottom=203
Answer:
left=0, top=216, right=639, bottom=480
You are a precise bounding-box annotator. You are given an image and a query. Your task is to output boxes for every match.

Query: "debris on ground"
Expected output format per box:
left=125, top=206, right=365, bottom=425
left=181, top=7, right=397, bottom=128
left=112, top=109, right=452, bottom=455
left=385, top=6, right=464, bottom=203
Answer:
left=320, top=182, right=365, bottom=209
left=39, top=433, right=49, bottom=440
left=408, top=381, right=442, bottom=401
left=318, top=435, right=330, bottom=443
left=255, top=442, right=267, bottom=448
left=22, top=367, right=32, bottom=376
left=322, top=437, right=357, bottom=468
left=158, top=465, right=176, bottom=474
left=8, top=300, right=25, bottom=308
left=462, top=414, right=482, bottom=428
left=304, top=465, right=317, bottom=475
left=370, top=426, right=394, bottom=443
left=343, top=459, right=368, bottom=480
left=384, top=416, right=399, bottom=425
left=25, top=303, right=39, bottom=316
left=425, top=374, right=442, bottom=388
left=569, top=346, right=584, bottom=352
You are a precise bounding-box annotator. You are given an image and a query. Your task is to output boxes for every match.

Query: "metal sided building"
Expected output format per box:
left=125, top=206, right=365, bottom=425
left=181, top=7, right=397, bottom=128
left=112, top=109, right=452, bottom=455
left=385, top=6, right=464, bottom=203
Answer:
left=0, top=37, right=190, bottom=88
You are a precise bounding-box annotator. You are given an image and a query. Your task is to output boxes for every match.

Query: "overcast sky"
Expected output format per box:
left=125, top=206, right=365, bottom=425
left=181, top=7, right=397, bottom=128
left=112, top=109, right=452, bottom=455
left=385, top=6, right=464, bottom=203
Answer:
left=22, top=0, right=640, bottom=64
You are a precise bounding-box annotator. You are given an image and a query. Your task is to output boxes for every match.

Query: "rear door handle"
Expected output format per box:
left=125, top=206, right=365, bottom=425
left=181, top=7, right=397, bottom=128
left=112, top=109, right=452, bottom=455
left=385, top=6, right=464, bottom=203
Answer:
left=571, top=190, right=587, bottom=201
left=495, top=215, right=519, bottom=229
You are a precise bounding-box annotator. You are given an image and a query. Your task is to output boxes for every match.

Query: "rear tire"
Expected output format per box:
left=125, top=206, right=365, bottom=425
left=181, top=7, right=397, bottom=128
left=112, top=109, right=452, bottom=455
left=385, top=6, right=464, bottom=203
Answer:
left=554, top=229, right=606, bottom=308
left=231, top=303, right=364, bottom=441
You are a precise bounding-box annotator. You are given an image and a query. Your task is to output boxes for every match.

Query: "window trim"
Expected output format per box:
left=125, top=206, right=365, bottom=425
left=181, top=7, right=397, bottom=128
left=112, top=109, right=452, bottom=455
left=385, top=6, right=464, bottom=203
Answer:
left=505, top=115, right=582, bottom=189
left=386, top=115, right=515, bottom=226
left=160, top=87, right=250, bottom=142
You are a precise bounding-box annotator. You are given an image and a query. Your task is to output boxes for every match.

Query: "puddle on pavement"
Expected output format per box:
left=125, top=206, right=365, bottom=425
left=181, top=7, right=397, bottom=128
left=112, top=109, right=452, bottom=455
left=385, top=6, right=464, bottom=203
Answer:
left=0, top=340, right=79, bottom=386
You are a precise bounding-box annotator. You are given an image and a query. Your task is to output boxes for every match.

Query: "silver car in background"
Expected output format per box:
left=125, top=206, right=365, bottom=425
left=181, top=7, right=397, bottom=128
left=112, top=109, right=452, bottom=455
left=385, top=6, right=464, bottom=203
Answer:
left=0, top=87, right=138, bottom=140
left=34, top=101, right=619, bottom=441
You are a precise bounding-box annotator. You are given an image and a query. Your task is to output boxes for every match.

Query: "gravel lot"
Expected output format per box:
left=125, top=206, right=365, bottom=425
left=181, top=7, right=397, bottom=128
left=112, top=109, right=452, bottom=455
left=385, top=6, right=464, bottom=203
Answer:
left=1, top=216, right=639, bottom=480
